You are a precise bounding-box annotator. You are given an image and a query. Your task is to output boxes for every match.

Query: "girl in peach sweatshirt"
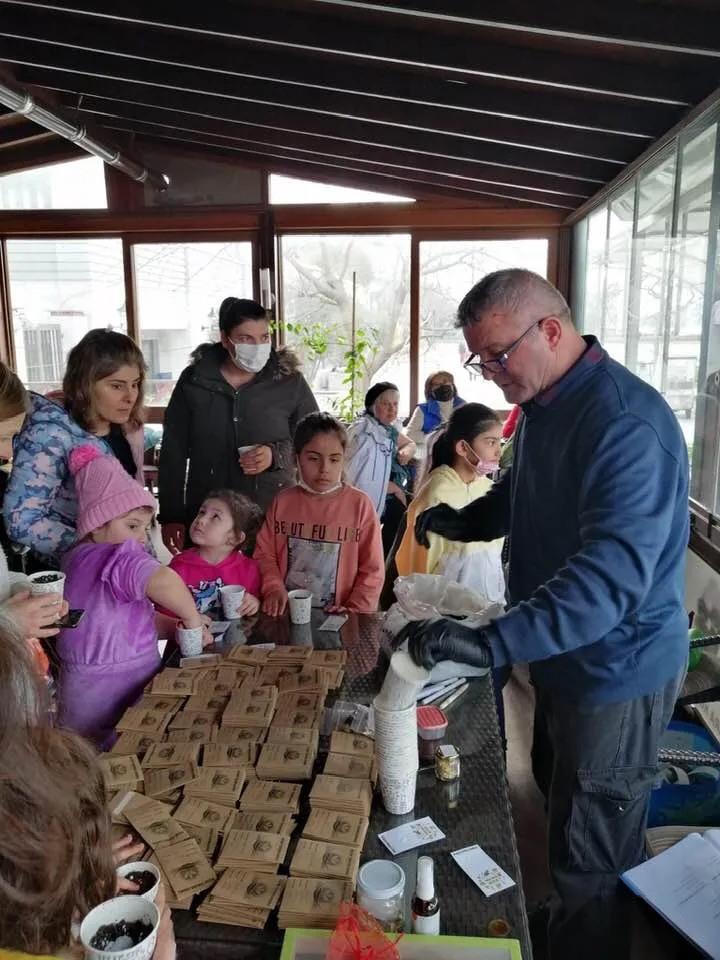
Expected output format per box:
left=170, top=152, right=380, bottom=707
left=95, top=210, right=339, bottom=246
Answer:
left=256, top=412, right=384, bottom=615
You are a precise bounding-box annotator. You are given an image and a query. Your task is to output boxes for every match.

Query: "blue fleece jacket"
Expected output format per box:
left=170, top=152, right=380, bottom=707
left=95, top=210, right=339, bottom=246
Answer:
left=485, top=337, right=689, bottom=704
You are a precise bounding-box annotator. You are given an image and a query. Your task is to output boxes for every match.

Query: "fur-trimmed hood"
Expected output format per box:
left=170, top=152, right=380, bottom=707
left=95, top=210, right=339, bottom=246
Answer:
left=189, top=341, right=301, bottom=379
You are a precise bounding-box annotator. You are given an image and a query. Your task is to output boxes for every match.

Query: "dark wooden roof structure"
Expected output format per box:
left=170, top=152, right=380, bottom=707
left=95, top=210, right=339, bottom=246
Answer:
left=0, top=0, right=718, bottom=211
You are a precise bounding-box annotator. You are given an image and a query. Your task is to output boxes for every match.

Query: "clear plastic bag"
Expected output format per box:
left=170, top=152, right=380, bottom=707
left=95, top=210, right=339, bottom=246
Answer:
left=383, top=573, right=504, bottom=682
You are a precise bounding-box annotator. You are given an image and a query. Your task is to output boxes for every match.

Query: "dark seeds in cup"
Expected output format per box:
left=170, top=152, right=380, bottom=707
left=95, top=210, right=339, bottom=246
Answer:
left=90, top=919, right=153, bottom=952
left=32, top=574, right=62, bottom=584
left=122, top=870, right=157, bottom=895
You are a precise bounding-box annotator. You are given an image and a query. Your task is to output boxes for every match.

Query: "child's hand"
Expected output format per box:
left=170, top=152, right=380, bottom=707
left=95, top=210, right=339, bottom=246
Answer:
left=239, top=592, right=260, bottom=617
left=112, top=833, right=145, bottom=865
left=202, top=625, right=213, bottom=648
left=239, top=445, right=273, bottom=475
left=262, top=587, right=288, bottom=617
left=6, top=590, right=63, bottom=639
left=152, top=884, right=177, bottom=960
left=325, top=605, right=348, bottom=614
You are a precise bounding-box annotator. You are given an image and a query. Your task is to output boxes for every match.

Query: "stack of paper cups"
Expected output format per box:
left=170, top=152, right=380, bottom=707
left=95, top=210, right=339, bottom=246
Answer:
left=376, top=650, right=429, bottom=710
left=373, top=698, right=419, bottom=815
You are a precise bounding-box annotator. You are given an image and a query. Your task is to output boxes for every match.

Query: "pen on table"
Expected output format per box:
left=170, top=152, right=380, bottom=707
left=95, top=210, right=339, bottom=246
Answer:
left=422, top=678, right=465, bottom=705
left=438, top=682, right=469, bottom=711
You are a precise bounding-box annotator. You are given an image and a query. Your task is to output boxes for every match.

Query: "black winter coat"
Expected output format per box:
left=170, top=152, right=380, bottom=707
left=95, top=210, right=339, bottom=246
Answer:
left=158, top=343, right=318, bottom=522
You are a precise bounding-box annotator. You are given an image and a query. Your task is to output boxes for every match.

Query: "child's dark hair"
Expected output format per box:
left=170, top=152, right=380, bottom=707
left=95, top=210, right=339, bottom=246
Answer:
left=203, top=489, right=263, bottom=553
left=293, top=411, right=348, bottom=455
left=431, top=403, right=501, bottom=470
left=218, top=298, right=267, bottom=336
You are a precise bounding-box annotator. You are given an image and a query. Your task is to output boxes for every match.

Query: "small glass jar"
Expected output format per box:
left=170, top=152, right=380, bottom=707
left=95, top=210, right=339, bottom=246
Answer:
left=435, top=743, right=460, bottom=782
left=357, top=860, right=406, bottom=932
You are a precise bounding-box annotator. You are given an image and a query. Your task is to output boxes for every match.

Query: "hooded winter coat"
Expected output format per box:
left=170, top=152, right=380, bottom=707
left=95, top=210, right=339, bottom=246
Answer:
left=158, top=343, right=318, bottom=522
left=4, top=393, right=145, bottom=560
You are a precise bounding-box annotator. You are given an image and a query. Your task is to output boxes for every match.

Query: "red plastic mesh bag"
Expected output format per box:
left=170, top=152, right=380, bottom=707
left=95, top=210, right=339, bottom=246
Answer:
left=326, top=904, right=403, bottom=960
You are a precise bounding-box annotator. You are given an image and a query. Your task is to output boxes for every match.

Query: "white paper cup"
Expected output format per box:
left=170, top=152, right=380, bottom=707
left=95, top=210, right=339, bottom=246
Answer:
left=177, top=625, right=204, bottom=657
left=288, top=589, right=312, bottom=625
left=376, top=650, right=429, bottom=710
left=116, top=861, right=160, bottom=903
left=28, top=570, right=66, bottom=598
left=379, top=770, right=417, bottom=815
left=373, top=700, right=419, bottom=772
left=237, top=445, right=258, bottom=456
left=80, top=895, right=159, bottom=960
left=220, top=584, right=246, bottom=619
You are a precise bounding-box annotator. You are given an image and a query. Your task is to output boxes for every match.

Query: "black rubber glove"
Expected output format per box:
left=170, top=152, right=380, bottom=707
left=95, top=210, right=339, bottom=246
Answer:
left=398, top=618, right=493, bottom=671
left=414, top=503, right=466, bottom=548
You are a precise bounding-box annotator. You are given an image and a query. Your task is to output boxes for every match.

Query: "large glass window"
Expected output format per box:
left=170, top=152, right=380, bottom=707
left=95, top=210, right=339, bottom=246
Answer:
left=0, top=157, right=107, bottom=210
left=133, top=241, right=254, bottom=404
left=6, top=238, right=126, bottom=393
left=281, top=233, right=411, bottom=417
left=418, top=238, right=549, bottom=411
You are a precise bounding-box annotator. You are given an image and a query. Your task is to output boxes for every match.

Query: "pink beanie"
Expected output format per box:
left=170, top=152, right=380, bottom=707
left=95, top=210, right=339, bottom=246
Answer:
left=70, top=445, right=156, bottom=539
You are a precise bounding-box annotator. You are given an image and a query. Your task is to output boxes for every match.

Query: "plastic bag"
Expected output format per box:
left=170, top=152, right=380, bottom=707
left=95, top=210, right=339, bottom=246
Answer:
left=326, top=903, right=403, bottom=960
left=383, top=573, right=504, bottom=682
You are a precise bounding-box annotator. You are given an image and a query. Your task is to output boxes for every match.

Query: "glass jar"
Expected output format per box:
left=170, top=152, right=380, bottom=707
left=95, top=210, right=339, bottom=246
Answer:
left=435, top=743, right=460, bottom=782
left=357, top=860, right=406, bottom=932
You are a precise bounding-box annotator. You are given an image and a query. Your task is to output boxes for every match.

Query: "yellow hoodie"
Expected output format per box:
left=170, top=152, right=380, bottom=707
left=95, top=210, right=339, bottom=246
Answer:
left=395, top=465, right=505, bottom=605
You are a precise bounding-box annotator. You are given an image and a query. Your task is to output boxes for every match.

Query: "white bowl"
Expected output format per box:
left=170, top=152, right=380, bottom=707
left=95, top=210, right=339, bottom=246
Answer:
left=116, top=860, right=161, bottom=903
left=80, top=895, right=159, bottom=960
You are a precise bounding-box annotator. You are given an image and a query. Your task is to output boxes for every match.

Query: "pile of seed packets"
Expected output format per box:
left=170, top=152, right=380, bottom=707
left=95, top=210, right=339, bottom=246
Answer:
left=107, top=643, right=377, bottom=929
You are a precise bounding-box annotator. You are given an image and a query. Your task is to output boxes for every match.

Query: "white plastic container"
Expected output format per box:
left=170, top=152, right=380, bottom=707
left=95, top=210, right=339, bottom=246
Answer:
left=357, top=859, right=406, bottom=932
left=220, top=584, right=246, bottom=619
left=80, top=895, right=159, bottom=960
left=288, top=589, right=312, bottom=624
left=176, top=625, right=203, bottom=657
left=116, top=861, right=161, bottom=903
left=28, top=570, right=66, bottom=597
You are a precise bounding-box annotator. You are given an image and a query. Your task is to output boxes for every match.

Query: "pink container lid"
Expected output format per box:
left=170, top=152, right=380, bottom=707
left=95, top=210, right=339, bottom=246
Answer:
left=417, top=705, right=448, bottom=734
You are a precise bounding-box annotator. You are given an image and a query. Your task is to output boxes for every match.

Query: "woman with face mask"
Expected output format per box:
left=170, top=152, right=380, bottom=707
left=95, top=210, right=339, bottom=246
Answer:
left=405, top=371, right=465, bottom=448
left=392, top=403, right=506, bottom=603
left=158, top=298, right=317, bottom=553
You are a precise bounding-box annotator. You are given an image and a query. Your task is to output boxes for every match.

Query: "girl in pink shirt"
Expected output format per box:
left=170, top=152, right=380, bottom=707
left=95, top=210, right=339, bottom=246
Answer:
left=170, top=490, right=262, bottom=617
left=256, top=413, right=384, bottom=616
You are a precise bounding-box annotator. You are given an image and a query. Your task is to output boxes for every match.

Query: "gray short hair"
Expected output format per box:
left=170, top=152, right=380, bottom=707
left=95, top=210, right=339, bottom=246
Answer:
left=456, top=269, right=571, bottom=328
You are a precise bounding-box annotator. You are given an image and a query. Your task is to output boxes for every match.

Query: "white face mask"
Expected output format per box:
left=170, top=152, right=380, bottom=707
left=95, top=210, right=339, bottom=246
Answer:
left=462, top=442, right=498, bottom=477
left=297, top=464, right=343, bottom=497
left=230, top=341, right=271, bottom=373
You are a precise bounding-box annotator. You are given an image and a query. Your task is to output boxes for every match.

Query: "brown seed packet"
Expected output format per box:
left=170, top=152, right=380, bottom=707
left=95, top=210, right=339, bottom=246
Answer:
left=98, top=754, right=144, bottom=791
left=214, top=726, right=265, bottom=746
left=264, top=726, right=319, bottom=751
left=277, top=670, right=327, bottom=696
left=232, top=811, right=296, bottom=836
left=183, top=694, right=230, bottom=714
left=144, top=761, right=199, bottom=797
left=168, top=710, right=218, bottom=732
left=150, top=669, right=200, bottom=697
left=154, top=836, right=216, bottom=896
left=289, top=838, right=360, bottom=882
left=255, top=743, right=315, bottom=781
left=277, top=691, right=324, bottom=713
left=173, top=797, right=237, bottom=834
left=135, top=695, right=185, bottom=714
left=225, top=645, right=271, bottom=664
left=323, top=752, right=375, bottom=781
left=202, top=741, right=257, bottom=766
left=141, top=742, right=201, bottom=769
left=216, top=829, right=290, bottom=872
left=307, top=649, right=347, bottom=667
left=277, top=877, right=353, bottom=929
left=184, top=765, right=246, bottom=804
left=222, top=698, right=276, bottom=728
left=109, top=730, right=163, bottom=757
left=179, top=654, right=222, bottom=669
left=164, top=728, right=214, bottom=745
left=329, top=730, right=375, bottom=757
left=239, top=779, right=301, bottom=813
left=147, top=854, right=193, bottom=910
left=181, top=823, right=220, bottom=859
left=116, top=707, right=171, bottom=735
left=301, top=808, right=369, bottom=849
left=123, top=797, right=189, bottom=849
left=210, top=869, right=286, bottom=909
left=267, top=646, right=313, bottom=663
left=309, top=775, right=373, bottom=817
left=271, top=707, right=321, bottom=729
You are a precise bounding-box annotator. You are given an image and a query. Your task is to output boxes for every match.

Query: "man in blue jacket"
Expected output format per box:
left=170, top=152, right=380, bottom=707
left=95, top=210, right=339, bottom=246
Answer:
left=406, top=269, right=688, bottom=960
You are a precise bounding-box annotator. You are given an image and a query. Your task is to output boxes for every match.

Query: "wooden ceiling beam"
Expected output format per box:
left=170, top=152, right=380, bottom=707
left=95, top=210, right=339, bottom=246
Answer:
left=1, top=0, right=710, bottom=104
left=81, top=96, right=596, bottom=200
left=16, top=64, right=621, bottom=184
left=0, top=135, right=81, bottom=174
left=0, top=6, right=672, bottom=142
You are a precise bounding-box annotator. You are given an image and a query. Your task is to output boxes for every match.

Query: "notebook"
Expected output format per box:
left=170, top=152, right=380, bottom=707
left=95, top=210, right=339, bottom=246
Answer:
left=622, top=829, right=720, bottom=958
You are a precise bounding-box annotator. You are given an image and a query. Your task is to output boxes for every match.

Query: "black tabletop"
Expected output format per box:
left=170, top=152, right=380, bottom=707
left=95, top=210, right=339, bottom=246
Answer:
left=170, top=611, right=531, bottom=959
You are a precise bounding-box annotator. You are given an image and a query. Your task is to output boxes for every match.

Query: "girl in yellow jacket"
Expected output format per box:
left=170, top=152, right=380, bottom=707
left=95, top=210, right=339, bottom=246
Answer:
left=395, top=403, right=506, bottom=605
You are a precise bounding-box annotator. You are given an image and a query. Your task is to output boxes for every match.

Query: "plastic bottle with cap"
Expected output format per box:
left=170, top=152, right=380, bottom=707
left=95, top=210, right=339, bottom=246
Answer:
left=411, top=856, right=440, bottom=935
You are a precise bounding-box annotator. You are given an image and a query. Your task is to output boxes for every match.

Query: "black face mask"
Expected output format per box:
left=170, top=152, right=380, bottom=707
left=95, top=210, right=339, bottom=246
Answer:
left=432, top=384, right=454, bottom=402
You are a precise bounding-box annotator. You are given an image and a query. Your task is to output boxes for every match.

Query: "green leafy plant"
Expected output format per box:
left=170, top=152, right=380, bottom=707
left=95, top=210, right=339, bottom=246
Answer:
left=334, top=325, right=377, bottom=421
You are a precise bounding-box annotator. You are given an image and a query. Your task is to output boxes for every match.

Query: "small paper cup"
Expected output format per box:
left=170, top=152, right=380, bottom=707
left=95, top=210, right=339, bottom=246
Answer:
left=80, top=895, right=159, bottom=960
left=176, top=624, right=204, bottom=657
left=28, top=570, right=66, bottom=598
left=116, top=861, right=160, bottom=903
left=237, top=445, right=258, bottom=456
left=220, top=584, right=246, bottom=619
left=287, top=589, right=312, bottom=625
left=376, top=650, right=429, bottom=710
left=379, top=770, right=417, bottom=815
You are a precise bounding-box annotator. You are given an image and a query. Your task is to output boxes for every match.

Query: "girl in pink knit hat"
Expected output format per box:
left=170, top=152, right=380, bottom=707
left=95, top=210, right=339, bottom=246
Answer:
left=56, top=445, right=208, bottom=749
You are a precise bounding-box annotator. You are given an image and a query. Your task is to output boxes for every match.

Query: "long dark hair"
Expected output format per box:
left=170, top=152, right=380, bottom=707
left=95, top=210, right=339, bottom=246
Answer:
left=63, top=329, right=146, bottom=430
left=431, top=402, right=501, bottom=470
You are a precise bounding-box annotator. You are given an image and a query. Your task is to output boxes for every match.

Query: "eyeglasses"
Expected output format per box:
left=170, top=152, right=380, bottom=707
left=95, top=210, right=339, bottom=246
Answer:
left=463, top=317, right=547, bottom=376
